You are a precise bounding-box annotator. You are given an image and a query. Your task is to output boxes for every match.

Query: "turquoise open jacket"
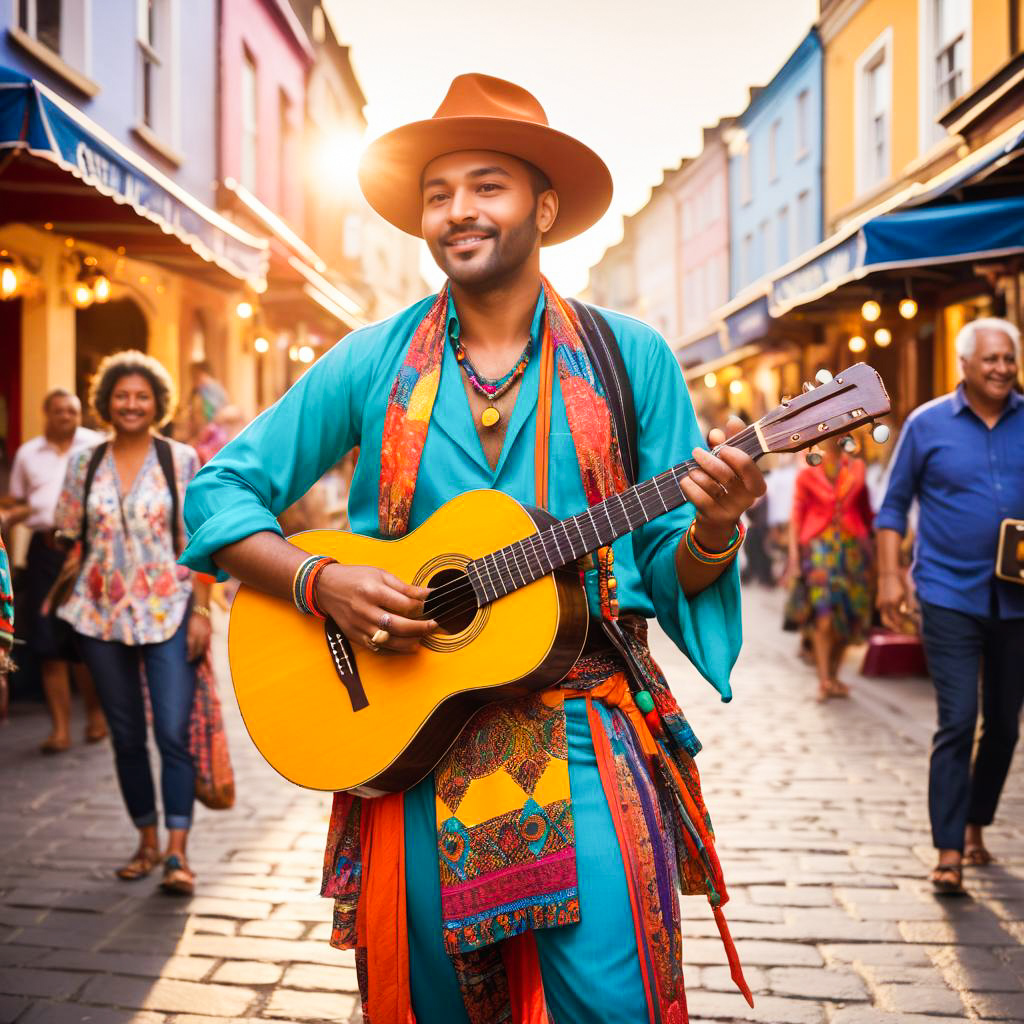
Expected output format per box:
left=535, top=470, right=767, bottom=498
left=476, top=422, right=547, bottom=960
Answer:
left=180, top=291, right=742, bottom=700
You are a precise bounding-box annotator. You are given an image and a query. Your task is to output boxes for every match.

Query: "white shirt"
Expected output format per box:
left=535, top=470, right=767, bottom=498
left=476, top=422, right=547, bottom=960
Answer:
left=9, top=427, right=106, bottom=530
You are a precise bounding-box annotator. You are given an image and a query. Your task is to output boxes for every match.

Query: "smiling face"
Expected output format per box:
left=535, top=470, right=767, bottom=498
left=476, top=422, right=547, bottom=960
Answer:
left=44, top=394, right=81, bottom=442
left=420, top=150, right=557, bottom=291
left=109, top=372, right=157, bottom=437
left=961, top=328, right=1020, bottom=405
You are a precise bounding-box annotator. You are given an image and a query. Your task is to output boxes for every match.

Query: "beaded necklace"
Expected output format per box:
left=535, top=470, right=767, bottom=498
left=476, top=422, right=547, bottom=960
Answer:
left=452, top=335, right=532, bottom=429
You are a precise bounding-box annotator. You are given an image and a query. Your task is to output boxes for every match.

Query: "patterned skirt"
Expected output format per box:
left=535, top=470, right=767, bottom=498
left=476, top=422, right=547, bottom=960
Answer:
left=787, top=525, right=872, bottom=643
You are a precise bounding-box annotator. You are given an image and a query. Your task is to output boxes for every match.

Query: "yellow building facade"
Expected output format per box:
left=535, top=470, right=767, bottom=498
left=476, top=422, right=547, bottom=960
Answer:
left=823, top=0, right=1024, bottom=229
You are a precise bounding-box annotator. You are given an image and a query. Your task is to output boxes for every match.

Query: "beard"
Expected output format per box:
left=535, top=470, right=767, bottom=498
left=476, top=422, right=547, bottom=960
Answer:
left=429, top=203, right=540, bottom=292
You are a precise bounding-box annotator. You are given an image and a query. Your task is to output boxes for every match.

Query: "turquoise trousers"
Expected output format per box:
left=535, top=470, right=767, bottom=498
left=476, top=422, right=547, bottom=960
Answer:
left=404, top=699, right=649, bottom=1023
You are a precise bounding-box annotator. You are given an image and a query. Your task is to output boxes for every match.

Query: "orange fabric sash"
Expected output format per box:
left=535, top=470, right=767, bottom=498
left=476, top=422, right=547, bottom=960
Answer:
left=358, top=793, right=414, bottom=1024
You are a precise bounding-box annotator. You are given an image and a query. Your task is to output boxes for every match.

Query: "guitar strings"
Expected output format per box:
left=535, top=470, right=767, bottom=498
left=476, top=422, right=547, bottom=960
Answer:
left=418, top=425, right=762, bottom=622
left=415, top=424, right=762, bottom=624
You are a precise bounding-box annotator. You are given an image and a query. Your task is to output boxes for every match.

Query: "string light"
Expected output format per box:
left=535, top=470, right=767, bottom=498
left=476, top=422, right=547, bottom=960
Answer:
left=236, top=300, right=254, bottom=319
left=848, top=335, right=867, bottom=353
left=70, top=281, right=94, bottom=308
left=298, top=345, right=315, bottom=364
left=288, top=345, right=299, bottom=362
left=861, top=300, right=881, bottom=322
left=91, top=274, right=111, bottom=302
left=0, top=253, right=18, bottom=300
left=728, top=379, right=743, bottom=395
left=253, top=336, right=270, bottom=354
left=704, top=372, right=717, bottom=388
left=874, top=328, right=892, bottom=347
left=899, top=298, right=918, bottom=319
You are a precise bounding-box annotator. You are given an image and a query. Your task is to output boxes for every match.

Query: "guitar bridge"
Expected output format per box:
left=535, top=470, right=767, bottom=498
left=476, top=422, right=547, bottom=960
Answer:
left=324, top=617, right=368, bottom=712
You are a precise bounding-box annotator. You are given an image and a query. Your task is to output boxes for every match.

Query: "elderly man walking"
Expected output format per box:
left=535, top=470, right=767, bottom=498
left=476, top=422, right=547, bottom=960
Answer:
left=3, top=389, right=106, bottom=752
left=876, top=317, right=1024, bottom=896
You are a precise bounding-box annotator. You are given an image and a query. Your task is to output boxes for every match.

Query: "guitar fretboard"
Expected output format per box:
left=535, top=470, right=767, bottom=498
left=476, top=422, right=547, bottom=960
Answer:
left=466, top=426, right=764, bottom=606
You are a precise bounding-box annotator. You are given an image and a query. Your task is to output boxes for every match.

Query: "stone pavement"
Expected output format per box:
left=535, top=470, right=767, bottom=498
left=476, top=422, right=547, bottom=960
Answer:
left=0, top=591, right=1021, bottom=1024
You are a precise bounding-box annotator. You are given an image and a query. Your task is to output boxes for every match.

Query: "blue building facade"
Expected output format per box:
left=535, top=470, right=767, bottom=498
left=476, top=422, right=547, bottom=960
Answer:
left=0, top=2, right=218, bottom=203
left=728, top=28, right=823, bottom=297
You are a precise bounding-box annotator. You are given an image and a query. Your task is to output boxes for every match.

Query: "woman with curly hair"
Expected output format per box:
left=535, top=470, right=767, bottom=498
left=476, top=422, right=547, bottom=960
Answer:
left=54, top=350, right=211, bottom=894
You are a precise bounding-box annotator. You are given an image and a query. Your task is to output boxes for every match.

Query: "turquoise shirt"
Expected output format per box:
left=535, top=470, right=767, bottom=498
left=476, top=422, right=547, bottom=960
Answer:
left=180, top=291, right=741, bottom=699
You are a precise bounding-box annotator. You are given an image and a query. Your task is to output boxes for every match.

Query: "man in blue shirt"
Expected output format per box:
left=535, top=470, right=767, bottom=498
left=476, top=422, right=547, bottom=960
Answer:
left=876, top=317, right=1024, bottom=895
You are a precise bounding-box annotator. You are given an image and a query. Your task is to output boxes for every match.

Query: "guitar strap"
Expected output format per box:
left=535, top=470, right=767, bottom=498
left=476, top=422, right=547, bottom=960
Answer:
left=80, top=437, right=181, bottom=559
left=564, top=301, right=660, bottom=689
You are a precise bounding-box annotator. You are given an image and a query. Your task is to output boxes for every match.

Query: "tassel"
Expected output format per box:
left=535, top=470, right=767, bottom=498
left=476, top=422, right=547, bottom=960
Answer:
left=713, top=906, right=754, bottom=1008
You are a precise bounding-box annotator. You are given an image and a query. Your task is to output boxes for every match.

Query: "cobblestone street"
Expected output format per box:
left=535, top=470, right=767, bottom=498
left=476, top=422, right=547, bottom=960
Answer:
left=1, top=591, right=1022, bottom=1024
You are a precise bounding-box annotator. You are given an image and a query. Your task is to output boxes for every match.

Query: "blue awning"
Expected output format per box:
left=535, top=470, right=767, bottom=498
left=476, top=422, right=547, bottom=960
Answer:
left=863, top=195, right=1024, bottom=266
left=0, top=68, right=267, bottom=288
left=769, top=118, right=1024, bottom=316
left=725, top=294, right=771, bottom=348
left=676, top=328, right=724, bottom=369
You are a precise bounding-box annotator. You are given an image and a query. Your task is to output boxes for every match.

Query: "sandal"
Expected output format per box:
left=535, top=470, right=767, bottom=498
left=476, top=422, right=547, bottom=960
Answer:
left=116, top=846, right=161, bottom=881
left=39, top=736, right=71, bottom=755
left=84, top=722, right=108, bottom=744
left=963, top=845, right=994, bottom=867
left=930, top=863, right=966, bottom=896
left=827, top=680, right=851, bottom=698
left=159, top=854, right=195, bottom=896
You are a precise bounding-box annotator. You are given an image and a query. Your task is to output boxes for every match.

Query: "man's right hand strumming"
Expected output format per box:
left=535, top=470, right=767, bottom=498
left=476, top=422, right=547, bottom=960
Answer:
left=315, top=563, right=435, bottom=654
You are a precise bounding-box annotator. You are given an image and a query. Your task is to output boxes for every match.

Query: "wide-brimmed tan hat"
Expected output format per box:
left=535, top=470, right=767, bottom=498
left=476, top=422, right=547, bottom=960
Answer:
left=358, top=74, right=612, bottom=246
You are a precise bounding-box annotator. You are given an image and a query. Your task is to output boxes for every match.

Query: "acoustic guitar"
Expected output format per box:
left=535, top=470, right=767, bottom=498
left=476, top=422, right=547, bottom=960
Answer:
left=228, top=363, right=890, bottom=793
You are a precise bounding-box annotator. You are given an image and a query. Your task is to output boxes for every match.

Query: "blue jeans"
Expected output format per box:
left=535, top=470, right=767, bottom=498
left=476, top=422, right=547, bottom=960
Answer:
left=919, top=601, right=1024, bottom=851
left=76, top=613, right=197, bottom=830
left=404, top=699, right=648, bottom=1024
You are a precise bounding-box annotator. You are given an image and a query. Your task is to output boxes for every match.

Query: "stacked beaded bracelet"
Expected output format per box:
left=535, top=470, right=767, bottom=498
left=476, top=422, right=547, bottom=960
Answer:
left=293, top=555, right=337, bottom=619
left=685, top=520, right=746, bottom=565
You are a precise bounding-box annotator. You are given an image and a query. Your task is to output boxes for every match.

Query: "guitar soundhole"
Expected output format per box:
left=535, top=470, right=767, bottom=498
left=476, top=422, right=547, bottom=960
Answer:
left=424, top=568, right=475, bottom=635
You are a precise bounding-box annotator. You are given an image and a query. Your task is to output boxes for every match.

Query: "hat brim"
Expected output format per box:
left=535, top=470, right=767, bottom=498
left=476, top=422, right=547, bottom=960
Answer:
left=358, top=117, right=613, bottom=246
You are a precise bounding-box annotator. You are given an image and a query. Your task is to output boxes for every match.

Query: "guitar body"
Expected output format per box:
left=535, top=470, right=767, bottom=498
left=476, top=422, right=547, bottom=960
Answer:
left=228, top=489, right=590, bottom=794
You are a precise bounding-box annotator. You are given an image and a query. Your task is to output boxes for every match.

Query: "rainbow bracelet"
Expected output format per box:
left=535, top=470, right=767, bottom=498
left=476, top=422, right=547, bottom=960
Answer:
left=685, top=520, right=746, bottom=565
left=292, top=555, right=337, bottom=618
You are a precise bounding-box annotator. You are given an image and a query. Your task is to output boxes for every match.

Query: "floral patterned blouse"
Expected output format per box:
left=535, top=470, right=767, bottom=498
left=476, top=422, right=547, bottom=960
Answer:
left=55, top=438, right=199, bottom=645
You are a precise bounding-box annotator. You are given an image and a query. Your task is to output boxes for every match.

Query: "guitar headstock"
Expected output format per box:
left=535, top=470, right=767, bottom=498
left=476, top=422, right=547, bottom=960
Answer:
left=756, top=364, right=891, bottom=455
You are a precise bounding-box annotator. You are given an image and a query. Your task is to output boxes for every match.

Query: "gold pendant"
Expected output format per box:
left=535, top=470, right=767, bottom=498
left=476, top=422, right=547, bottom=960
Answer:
left=480, top=406, right=501, bottom=429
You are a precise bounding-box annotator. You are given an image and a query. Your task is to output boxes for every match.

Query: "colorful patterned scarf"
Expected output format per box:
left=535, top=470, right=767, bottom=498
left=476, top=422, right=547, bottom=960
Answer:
left=322, top=278, right=749, bottom=1023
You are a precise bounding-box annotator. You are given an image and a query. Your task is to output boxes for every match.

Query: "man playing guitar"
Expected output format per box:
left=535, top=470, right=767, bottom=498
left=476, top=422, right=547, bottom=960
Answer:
left=182, top=74, right=766, bottom=1024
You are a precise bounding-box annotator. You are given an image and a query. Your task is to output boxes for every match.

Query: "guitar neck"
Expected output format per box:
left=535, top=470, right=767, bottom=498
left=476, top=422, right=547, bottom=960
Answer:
left=467, top=423, right=765, bottom=606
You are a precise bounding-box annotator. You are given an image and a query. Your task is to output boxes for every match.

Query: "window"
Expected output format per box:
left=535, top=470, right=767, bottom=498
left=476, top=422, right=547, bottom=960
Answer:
left=796, top=190, right=811, bottom=250
left=240, top=51, right=258, bottom=192
left=920, top=0, right=971, bottom=149
left=933, top=0, right=969, bottom=112
left=278, top=89, right=292, bottom=213
left=709, top=176, right=724, bottom=222
left=777, top=206, right=790, bottom=264
left=137, top=0, right=175, bottom=143
left=17, top=0, right=89, bottom=70
left=740, top=147, right=752, bottom=205
left=760, top=218, right=775, bottom=275
left=740, top=233, right=754, bottom=287
left=768, top=120, right=780, bottom=181
left=795, top=89, right=810, bottom=159
left=682, top=200, right=694, bottom=241
left=855, top=30, right=892, bottom=194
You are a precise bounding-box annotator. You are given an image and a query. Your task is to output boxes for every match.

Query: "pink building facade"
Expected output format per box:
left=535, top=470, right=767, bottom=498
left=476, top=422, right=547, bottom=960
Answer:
left=670, top=120, right=732, bottom=344
left=219, top=0, right=311, bottom=230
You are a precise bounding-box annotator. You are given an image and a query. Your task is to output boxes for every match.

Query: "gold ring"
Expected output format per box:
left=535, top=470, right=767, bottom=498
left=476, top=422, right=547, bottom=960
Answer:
left=371, top=628, right=390, bottom=647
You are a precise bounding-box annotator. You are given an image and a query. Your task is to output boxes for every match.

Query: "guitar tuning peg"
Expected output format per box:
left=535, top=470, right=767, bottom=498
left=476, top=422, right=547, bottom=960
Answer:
left=871, top=423, right=891, bottom=444
left=814, top=369, right=834, bottom=385
left=805, top=448, right=823, bottom=466
left=802, top=381, right=814, bottom=393
left=840, top=434, right=857, bottom=454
